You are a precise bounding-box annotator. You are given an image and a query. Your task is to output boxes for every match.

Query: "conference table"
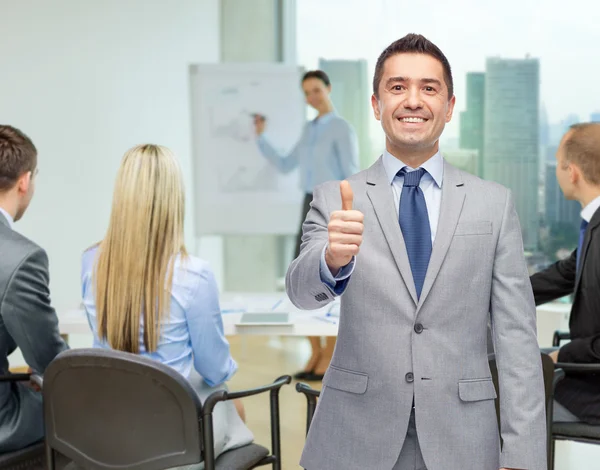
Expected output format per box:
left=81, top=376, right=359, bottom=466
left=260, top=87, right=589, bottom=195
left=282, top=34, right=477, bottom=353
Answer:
left=58, top=292, right=340, bottom=339
left=1, top=292, right=566, bottom=370
left=57, top=291, right=571, bottom=348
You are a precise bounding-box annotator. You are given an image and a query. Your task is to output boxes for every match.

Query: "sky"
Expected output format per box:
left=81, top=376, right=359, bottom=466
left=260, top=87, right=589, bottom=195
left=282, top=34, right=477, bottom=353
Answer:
left=296, top=0, right=600, bottom=141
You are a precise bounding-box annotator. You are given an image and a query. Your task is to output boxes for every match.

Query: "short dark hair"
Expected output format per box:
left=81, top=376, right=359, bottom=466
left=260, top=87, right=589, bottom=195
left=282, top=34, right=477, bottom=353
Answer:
left=563, top=122, right=600, bottom=185
left=302, top=70, right=331, bottom=87
left=0, top=125, right=37, bottom=192
left=373, top=33, right=454, bottom=99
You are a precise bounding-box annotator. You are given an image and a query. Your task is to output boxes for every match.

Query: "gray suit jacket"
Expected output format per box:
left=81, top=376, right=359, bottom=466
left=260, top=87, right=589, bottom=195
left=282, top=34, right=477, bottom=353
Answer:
left=0, top=211, right=67, bottom=453
left=287, top=158, right=546, bottom=470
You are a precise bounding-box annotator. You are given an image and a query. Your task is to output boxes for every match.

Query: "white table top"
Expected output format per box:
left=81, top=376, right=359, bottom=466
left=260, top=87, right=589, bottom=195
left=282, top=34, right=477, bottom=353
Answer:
left=59, top=292, right=340, bottom=337
left=58, top=293, right=571, bottom=339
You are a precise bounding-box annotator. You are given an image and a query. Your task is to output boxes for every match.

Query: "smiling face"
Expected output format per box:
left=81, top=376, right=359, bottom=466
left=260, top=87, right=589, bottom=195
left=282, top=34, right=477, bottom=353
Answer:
left=371, top=52, right=455, bottom=158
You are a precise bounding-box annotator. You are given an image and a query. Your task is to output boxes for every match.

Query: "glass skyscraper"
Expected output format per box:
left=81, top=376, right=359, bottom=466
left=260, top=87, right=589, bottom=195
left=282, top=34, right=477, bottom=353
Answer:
left=484, top=57, right=540, bottom=251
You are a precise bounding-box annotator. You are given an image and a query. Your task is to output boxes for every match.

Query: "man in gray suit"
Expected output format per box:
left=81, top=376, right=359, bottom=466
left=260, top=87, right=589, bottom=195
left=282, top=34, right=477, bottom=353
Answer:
left=0, top=124, right=67, bottom=452
left=287, top=34, right=547, bottom=470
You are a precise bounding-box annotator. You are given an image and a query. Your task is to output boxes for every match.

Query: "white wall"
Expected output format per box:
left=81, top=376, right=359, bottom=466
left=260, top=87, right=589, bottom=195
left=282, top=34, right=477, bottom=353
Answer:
left=0, top=0, right=219, bottom=312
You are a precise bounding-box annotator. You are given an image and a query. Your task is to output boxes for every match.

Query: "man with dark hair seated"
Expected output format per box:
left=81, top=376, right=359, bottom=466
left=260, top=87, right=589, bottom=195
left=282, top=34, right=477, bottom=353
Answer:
left=0, top=124, right=67, bottom=452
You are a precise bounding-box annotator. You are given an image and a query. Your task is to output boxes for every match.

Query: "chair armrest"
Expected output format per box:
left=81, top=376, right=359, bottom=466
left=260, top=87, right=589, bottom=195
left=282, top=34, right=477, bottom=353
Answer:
left=0, top=373, right=31, bottom=382
left=553, top=330, right=571, bottom=347
left=201, top=375, right=291, bottom=470
left=30, top=374, right=43, bottom=389
left=555, top=362, right=600, bottom=374
left=295, top=382, right=321, bottom=398
left=552, top=368, right=566, bottom=392
left=209, top=375, right=292, bottom=405
left=295, top=382, right=321, bottom=436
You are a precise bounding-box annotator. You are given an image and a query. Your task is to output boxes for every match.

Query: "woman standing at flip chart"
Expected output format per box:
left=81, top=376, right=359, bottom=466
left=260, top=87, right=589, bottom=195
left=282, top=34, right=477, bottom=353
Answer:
left=253, top=70, right=359, bottom=381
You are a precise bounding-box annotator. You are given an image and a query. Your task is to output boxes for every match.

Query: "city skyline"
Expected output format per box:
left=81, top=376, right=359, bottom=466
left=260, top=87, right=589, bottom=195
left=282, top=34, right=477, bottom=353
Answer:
left=483, top=57, right=540, bottom=250
left=459, top=72, right=485, bottom=177
left=297, top=0, right=600, bottom=141
left=304, top=53, right=591, bottom=257
left=296, top=0, right=598, bottom=260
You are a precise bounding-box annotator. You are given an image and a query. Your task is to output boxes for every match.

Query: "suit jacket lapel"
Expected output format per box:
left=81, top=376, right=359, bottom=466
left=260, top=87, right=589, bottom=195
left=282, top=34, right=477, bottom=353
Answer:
left=575, top=208, right=600, bottom=293
left=417, top=162, right=465, bottom=310
left=366, top=157, right=418, bottom=306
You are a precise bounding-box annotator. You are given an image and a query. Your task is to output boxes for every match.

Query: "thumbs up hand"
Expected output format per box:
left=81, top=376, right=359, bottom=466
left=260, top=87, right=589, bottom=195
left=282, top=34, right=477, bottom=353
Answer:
left=325, top=180, right=364, bottom=274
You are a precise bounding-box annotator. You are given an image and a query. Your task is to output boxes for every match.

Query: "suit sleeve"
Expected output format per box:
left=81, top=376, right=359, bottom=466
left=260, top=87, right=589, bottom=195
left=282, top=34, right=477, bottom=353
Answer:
left=529, top=249, right=576, bottom=305
left=558, top=336, right=600, bottom=363
left=286, top=182, right=344, bottom=310
left=490, top=190, right=547, bottom=470
left=1, top=248, right=68, bottom=373
left=558, top=241, right=600, bottom=363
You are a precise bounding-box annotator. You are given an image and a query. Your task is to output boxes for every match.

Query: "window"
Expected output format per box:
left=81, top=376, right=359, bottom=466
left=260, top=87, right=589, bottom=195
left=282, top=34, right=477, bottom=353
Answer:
left=297, top=0, right=598, bottom=278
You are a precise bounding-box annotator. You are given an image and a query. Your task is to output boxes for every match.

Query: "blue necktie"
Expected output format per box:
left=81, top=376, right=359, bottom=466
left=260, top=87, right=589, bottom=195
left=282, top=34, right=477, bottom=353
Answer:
left=576, top=219, right=589, bottom=275
left=398, top=168, right=432, bottom=299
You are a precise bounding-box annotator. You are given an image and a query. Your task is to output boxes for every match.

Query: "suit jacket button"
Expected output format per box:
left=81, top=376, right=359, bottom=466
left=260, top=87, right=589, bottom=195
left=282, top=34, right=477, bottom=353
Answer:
left=405, top=372, right=414, bottom=383
left=414, top=323, right=424, bottom=334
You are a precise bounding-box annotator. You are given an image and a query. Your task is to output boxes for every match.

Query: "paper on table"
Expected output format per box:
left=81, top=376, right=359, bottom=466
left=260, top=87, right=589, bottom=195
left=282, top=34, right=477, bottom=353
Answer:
left=220, top=295, right=292, bottom=314
left=220, top=294, right=340, bottom=316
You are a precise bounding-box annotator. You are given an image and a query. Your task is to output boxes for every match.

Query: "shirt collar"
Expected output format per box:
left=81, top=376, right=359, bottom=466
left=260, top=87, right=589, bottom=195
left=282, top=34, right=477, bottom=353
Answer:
left=312, top=110, right=336, bottom=125
left=581, top=195, right=600, bottom=223
left=382, top=149, right=444, bottom=188
left=0, top=206, right=14, bottom=229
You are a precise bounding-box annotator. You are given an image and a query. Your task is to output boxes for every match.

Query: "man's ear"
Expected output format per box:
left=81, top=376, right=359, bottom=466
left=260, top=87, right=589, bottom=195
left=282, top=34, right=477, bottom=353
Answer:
left=371, top=94, right=381, bottom=121
left=16, top=171, right=31, bottom=195
left=446, top=95, right=456, bottom=122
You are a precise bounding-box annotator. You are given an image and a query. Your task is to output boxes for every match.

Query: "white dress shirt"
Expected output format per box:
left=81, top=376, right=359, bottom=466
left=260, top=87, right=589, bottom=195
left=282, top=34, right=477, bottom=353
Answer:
left=0, top=206, right=14, bottom=229
left=581, top=195, right=600, bottom=223
left=382, top=149, right=444, bottom=244
left=320, top=149, right=445, bottom=291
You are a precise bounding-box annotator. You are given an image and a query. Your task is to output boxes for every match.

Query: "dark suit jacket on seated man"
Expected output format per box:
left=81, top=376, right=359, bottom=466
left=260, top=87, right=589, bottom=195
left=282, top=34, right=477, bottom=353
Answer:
left=531, top=122, right=600, bottom=424
left=0, top=125, right=67, bottom=453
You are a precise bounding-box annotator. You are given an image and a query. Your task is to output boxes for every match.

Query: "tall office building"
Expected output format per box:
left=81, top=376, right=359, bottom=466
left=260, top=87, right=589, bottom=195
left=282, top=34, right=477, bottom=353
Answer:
left=539, top=104, right=550, bottom=150
left=591, top=112, right=600, bottom=122
left=484, top=57, right=540, bottom=250
left=443, top=149, right=479, bottom=176
left=319, top=58, right=371, bottom=169
left=459, top=72, right=485, bottom=177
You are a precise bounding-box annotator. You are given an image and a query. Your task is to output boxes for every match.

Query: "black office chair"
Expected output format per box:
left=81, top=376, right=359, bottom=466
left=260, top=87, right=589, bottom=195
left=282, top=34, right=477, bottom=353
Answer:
left=549, top=330, right=600, bottom=470
left=41, top=349, right=291, bottom=470
left=0, top=373, right=46, bottom=470
left=295, top=383, right=320, bottom=436
left=297, top=354, right=557, bottom=470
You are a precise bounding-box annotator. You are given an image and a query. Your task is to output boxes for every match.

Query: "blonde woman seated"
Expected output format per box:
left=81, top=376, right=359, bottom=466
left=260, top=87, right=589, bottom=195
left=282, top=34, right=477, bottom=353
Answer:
left=80, top=144, right=253, bottom=466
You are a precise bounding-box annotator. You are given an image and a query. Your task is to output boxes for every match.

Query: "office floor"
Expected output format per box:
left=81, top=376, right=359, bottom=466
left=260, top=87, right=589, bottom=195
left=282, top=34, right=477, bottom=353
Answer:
left=227, top=335, right=309, bottom=469
left=10, top=334, right=600, bottom=469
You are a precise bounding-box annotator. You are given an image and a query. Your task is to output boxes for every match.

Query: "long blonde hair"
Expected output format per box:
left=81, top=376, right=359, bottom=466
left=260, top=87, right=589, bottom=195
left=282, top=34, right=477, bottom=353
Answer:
left=94, top=144, right=187, bottom=353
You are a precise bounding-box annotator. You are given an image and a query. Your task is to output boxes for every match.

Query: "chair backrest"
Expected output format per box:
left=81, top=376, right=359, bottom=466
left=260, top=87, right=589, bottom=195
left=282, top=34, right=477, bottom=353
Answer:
left=0, top=442, right=45, bottom=470
left=540, top=353, right=556, bottom=416
left=43, top=348, right=203, bottom=470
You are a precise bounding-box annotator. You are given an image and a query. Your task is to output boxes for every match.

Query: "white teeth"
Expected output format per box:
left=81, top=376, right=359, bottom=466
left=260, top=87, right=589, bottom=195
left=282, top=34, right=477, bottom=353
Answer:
left=400, top=117, right=426, bottom=123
